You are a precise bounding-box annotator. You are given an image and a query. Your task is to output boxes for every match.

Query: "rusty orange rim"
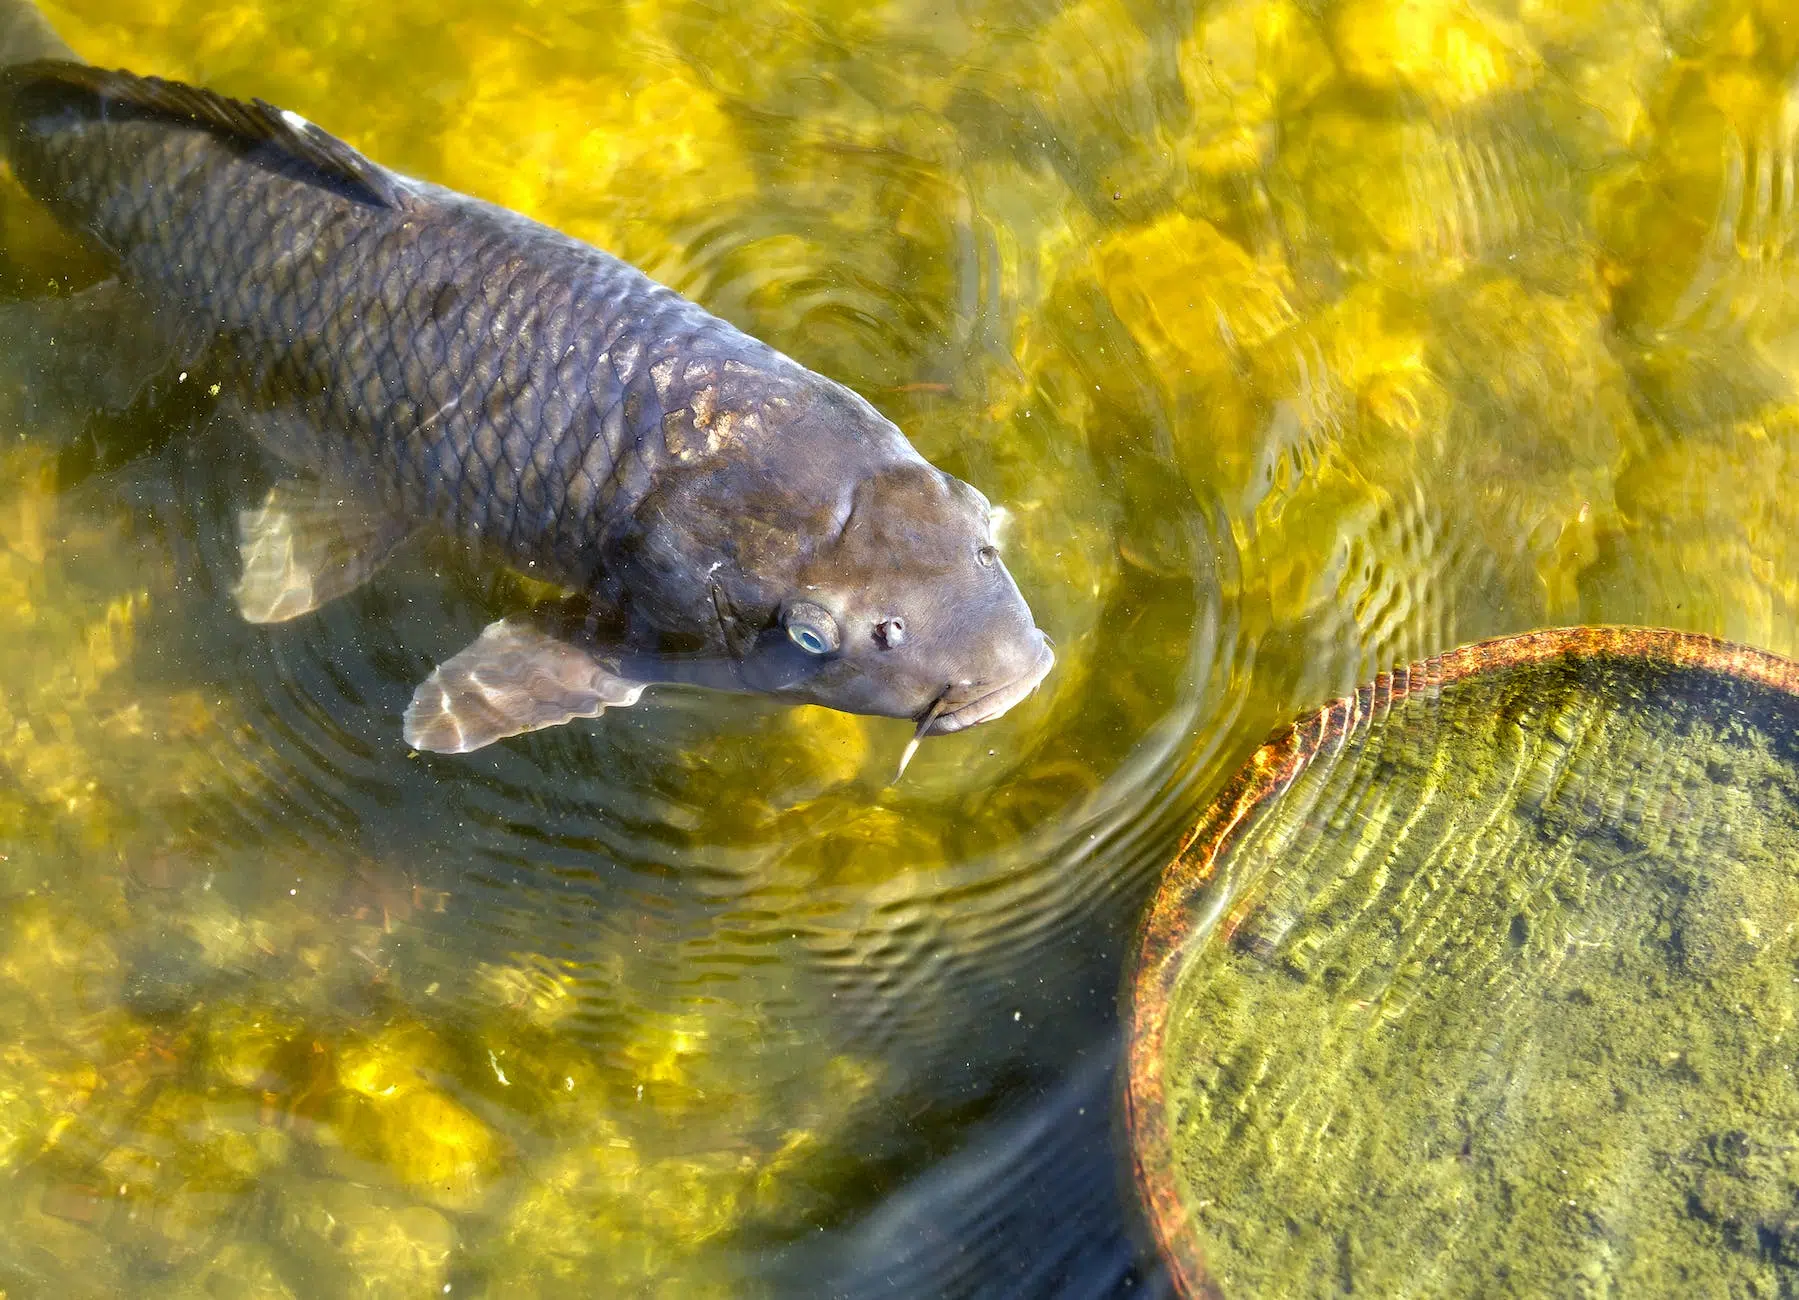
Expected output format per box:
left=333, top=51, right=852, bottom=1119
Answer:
left=1124, top=626, right=1799, bottom=1298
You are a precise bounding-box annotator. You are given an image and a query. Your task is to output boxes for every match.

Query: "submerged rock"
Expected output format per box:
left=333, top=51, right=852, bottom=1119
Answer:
left=1131, top=629, right=1799, bottom=1296
left=279, top=1179, right=456, bottom=1300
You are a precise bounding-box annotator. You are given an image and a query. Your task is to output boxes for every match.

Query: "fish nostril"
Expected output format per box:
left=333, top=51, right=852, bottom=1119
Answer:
left=874, top=617, right=906, bottom=649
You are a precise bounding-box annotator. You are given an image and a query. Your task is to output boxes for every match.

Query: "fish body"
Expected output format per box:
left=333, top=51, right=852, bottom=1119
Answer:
left=0, top=16, right=1052, bottom=756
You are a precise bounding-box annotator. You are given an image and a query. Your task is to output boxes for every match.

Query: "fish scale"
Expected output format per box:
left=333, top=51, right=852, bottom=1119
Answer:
left=0, top=27, right=1052, bottom=755
left=16, top=101, right=778, bottom=571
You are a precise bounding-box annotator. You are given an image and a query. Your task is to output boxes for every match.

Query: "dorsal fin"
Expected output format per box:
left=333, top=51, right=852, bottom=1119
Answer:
left=0, top=0, right=77, bottom=66
left=1, top=60, right=401, bottom=209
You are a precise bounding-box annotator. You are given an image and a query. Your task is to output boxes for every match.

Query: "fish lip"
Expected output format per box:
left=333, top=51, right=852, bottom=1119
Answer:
left=923, top=637, right=1055, bottom=736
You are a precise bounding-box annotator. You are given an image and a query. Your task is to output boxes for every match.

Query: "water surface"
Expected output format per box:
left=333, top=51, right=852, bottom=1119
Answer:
left=0, top=0, right=1795, bottom=1293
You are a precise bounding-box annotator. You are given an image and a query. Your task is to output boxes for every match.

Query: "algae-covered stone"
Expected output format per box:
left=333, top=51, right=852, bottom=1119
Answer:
left=1240, top=280, right=1447, bottom=489
left=343, top=1085, right=500, bottom=1211
left=1515, top=0, right=1668, bottom=155
left=23, top=1085, right=260, bottom=1273
left=202, top=1002, right=306, bottom=1092
left=0, top=1050, right=101, bottom=1170
left=1208, top=259, right=1631, bottom=695
left=471, top=956, right=580, bottom=1031
left=1099, top=211, right=1298, bottom=372
left=0, top=443, right=259, bottom=852
left=332, top=1024, right=502, bottom=1210
left=1276, top=96, right=1581, bottom=274
left=957, top=0, right=1189, bottom=211
left=1330, top=0, right=1540, bottom=108
left=481, top=1047, right=868, bottom=1294
left=760, top=804, right=948, bottom=894
left=334, top=1021, right=455, bottom=1100
left=434, top=912, right=888, bottom=1263
left=1093, top=210, right=1298, bottom=494
left=1132, top=630, right=1799, bottom=1297
left=137, top=1087, right=277, bottom=1188
left=437, top=32, right=758, bottom=278
left=1421, top=271, right=1634, bottom=613
left=0, top=895, right=124, bottom=1029
left=488, top=1139, right=745, bottom=1297
left=661, top=701, right=877, bottom=827
left=1178, top=0, right=1335, bottom=177
left=1577, top=417, right=1799, bottom=658
left=157, top=1241, right=297, bottom=1300
left=1598, top=47, right=1799, bottom=425
left=762, top=706, right=872, bottom=799
left=0, top=175, right=104, bottom=295
left=279, top=1179, right=456, bottom=1300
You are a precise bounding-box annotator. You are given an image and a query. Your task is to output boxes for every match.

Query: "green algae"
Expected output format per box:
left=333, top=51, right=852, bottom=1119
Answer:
left=1154, top=644, right=1799, bottom=1296
left=3, top=0, right=1799, bottom=1291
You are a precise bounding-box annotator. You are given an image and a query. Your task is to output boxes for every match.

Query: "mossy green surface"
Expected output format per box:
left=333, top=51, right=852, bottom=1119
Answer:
left=2, top=0, right=1799, bottom=1290
left=1161, top=651, right=1799, bottom=1296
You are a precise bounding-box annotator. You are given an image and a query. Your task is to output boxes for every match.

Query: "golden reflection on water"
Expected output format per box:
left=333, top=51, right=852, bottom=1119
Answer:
left=1, top=0, right=1797, bottom=1292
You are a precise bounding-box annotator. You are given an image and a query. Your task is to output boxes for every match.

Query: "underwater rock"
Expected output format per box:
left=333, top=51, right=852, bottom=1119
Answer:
left=489, top=1141, right=744, bottom=1297
left=1131, top=628, right=1799, bottom=1296
left=1597, top=23, right=1799, bottom=431
left=1578, top=418, right=1799, bottom=658
left=1093, top=209, right=1297, bottom=498
left=160, top=1241, right=297, bottom=1300
left=1330, top=0, right=1540, bottom=109
left=1178, top=0, right=1334, bottom=177
left=470, top=957, right=581, bottom=1032
left=1098, top=212, right=1297, bottom=376
left=332, top=1024, right=503, bottom=1211
left=279, top=1178, right=456, bottom=1300
left=439, top=24, right=758, bottom=276
left=955, top=0, right=1189, bottom=213
left=1276, top=95, right=1586, bottom=275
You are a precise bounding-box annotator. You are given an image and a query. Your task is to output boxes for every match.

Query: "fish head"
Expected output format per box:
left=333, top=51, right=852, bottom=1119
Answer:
left=624, top=375, right=1053, bottom=741
left=728, top=458, right=1055, bottom=736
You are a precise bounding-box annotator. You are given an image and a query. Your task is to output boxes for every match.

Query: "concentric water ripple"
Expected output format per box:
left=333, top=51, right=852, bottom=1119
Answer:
left=2, top=0, right=1798, bottom=1292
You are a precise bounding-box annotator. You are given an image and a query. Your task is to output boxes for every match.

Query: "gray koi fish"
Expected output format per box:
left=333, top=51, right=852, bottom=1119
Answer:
left=0, top=1, right=1052, bottom=766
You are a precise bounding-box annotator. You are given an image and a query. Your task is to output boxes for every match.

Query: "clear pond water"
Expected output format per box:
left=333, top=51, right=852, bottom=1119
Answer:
left=0, top=0, right=1795, bottom=1294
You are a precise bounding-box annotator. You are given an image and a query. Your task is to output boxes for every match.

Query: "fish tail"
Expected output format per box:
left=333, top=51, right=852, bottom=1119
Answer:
left=0, top=0, right=77, bottom=68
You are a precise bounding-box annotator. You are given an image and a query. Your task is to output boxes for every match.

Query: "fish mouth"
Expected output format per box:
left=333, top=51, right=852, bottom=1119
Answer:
left=924, top=635, right=1056, bottom=737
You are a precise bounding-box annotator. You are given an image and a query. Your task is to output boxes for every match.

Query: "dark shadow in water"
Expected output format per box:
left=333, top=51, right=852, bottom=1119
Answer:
left=761, top=1037, right=1171, bottom=1298
left=0, top=284, right=1206, bottom=1294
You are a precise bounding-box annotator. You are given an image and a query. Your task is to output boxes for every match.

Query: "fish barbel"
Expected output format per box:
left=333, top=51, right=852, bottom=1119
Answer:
left=0, top=1, right=1053, bottom=760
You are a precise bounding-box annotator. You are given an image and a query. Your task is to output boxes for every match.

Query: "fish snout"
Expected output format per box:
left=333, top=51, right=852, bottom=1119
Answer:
left=927, top=628, right=1055, bottom=735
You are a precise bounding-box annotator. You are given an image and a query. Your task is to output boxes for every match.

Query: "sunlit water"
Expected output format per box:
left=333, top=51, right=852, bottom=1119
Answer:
left=0, top=0, right=1794, bottom=1294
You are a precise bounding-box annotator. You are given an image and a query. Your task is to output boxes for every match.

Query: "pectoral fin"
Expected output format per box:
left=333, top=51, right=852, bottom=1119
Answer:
left=233, top=481, right=413, bottom=622
left=403, top=619, right=645, bottom=754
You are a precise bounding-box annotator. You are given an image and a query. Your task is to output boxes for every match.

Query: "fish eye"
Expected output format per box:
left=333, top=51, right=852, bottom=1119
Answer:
left=783, top=600, right=840, bottom=655
left=977, top=545, right=998, bottom=568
